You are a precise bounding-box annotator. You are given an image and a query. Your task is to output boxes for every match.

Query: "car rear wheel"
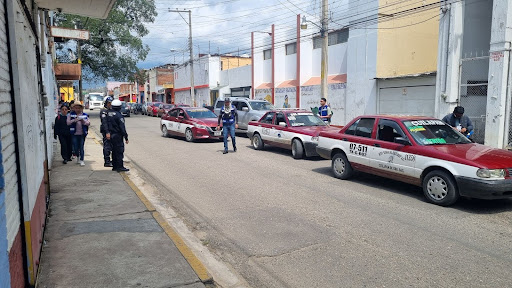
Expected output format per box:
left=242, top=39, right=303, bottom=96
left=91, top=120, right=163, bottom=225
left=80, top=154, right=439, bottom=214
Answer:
left=422, top=170, right=459, bottom=206
left=291, top=139, right=304, bottom=159
left=332, top=153, right=353, bottom=180
left=185, top=128, right=194, bottom=142
left=162, top=125, right=169, bottom=137
left=252, top=133, right=264, bottom=150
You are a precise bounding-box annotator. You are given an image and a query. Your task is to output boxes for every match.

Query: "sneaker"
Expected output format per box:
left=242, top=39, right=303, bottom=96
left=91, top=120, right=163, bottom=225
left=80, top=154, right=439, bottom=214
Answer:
left=104, top=162, right=113, bottom=167
left=117, top=167, right=130, bottom=172
left=223, top=150, right=228, bottom=154
left=76, top=157, right=80, bottom=164
left=80, top=161, right=85, bottom=166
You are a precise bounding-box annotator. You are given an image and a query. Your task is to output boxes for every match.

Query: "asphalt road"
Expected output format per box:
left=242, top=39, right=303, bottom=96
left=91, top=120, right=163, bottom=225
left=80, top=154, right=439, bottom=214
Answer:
left=90, top=111, right=512, bottom=288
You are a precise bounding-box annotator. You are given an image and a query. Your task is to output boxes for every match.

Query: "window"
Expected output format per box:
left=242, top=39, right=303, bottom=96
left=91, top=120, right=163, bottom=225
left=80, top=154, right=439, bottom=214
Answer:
left=355, top=118, right=375, bottom=138
left=215, top=100, right=224, bottom=109
left=169, top=109, right=178, bottom=117
left=237, top=101, right=249, bottom=111
left=231, top=87, right=251, bottom=97
left=275, top=113, right=287, bottom=125
left=264, top=49, right=272, bottom=60
left=286, top=43, right=297, bottom=55
left=345, top=119, right=359, bottom=135
left=313, top=29, right=349, bottom=49
left=262, top=112, right=275, bottom=124
left=178, top=109, right=185, bottom=118
left=328, top=29, right=349, bottom=46
left=377, top=119, right=406, bottom=142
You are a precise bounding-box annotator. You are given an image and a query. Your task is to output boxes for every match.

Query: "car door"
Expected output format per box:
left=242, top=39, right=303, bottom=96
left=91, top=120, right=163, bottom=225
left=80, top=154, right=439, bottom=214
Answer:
left=259, top=112, right=275, bottom=143
left=236, top=101, right=250, bottom=129
left=343, top=117, right=376, bottom=167
left=368, top=119, right=419, bottom=181
left=164, top=109, right=179, bottom=135
left=271, top=112, right=291, bottom=148
left=175, top=109, right=187, bottom=135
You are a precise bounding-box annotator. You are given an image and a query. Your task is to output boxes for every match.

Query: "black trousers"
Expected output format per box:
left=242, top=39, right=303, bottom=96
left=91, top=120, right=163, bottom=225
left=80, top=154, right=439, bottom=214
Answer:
left=111, top=134, right=125, bottom=169
left=58, top=135, right=72, bottom=160
left=102, top=133, right=113, bottom=163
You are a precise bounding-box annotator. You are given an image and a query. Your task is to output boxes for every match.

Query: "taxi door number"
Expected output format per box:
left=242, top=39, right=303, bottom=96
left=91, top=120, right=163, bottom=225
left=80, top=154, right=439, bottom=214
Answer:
left=349, top=143, right=368, bottom=157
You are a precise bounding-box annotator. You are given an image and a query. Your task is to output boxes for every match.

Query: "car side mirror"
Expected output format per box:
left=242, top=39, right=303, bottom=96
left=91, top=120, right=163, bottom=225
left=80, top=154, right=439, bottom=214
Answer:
left=242, top=107, right=249, bottom=112
left=278, top=122, right=287, bottom=127
left=394, top=137, right=411, bottom=146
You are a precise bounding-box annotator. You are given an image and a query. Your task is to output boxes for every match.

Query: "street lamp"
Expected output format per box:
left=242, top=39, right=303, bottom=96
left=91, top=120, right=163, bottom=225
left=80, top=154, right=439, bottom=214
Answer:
left=301, top=1, right=328, bottom=101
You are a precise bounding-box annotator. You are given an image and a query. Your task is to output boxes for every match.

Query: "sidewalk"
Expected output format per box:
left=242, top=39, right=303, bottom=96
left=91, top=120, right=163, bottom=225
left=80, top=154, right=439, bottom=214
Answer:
left=36, top=133, right=210, bottom=288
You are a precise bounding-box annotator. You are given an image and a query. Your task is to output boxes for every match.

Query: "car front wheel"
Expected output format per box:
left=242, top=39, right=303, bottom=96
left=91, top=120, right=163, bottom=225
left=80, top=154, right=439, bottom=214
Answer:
left=291, top=139, right=304, bottom=159
left=185, top=128, right=194, bottom=142
left=332, top=153, right=353, bottom=180
left=252, top=133, right=264, bottom=150
left=422, top=170, right=459, bottom=206
left=162, top=125, right=169, bottom=137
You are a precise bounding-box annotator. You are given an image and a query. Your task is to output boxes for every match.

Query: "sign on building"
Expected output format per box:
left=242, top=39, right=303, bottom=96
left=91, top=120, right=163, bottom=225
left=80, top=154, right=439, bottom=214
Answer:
left=50, top=27, right=90, bottom=40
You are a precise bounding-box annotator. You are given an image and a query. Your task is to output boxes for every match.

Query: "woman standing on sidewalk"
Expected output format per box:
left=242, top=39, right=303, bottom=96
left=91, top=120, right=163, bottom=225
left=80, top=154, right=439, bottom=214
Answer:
left=67, top=102, right=90, bottom=166
left=54, top=104, right=72, bottom=164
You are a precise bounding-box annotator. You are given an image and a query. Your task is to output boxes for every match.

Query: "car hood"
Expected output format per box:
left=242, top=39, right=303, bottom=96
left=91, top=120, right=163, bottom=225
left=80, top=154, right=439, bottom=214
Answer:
left=427, top=143, right=512, bottom=169
left=288, top=125, right=342, bottom=136
left=195, top=118, right=218, bottom=127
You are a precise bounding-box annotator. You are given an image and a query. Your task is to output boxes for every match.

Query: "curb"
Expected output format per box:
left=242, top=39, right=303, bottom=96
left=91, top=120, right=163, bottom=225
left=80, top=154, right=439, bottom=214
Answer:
left=89, top=126, right=214, bottom=285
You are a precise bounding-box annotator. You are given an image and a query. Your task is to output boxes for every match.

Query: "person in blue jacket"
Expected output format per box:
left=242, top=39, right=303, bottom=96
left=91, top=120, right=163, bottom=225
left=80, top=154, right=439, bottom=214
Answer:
left=442, top=106, right=473, bottom=137
left=217, top=98, right=238, bottom=154
left=67, top=102, right=90, bottom=166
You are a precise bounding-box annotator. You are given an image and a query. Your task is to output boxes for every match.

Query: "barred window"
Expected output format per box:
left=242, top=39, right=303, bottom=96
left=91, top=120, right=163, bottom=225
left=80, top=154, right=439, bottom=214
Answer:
left=286, top=43, right=297, bottom=55
left=313, top=29, right=349, bottom=49
left=264, top=49, right=272, bottom=60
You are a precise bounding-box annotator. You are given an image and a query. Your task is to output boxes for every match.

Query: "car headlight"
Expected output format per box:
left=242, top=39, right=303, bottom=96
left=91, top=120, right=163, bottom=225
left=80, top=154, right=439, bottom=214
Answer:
left=311, top=136, right=319, bottom=141
left=476, top=168, right=506, bottom=178
left=194, top=123, right=206, bottom=129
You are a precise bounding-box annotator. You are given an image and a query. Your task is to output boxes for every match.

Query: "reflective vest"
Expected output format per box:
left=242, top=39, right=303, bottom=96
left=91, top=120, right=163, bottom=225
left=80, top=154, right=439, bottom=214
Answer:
left=221, top=105, right=236, bottom=125
left=319, top=105, right=330, bottom=122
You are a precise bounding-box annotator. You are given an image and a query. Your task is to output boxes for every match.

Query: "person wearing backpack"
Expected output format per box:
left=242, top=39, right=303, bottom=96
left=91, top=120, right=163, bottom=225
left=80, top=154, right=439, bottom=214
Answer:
left=54, top=104, right=72, bottom=164
left=67, top=102, right=90, bottom=166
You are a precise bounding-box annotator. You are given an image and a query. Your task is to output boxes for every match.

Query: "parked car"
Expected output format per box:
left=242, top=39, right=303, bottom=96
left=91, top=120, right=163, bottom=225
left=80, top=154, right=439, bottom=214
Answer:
left=148, top=102, right=163, bottom=117
left=131, top=103, right=143, bottom=115
left=120, top=102, right=130, bottom=117
left=213, top=97, right=275, bottom=131
left=157, top=104, right=175, bottom=117
left=142, top=102, right=151, bottom=115
left=160, top=107, right=221, bottom=142
left=247, top=110, right=342, bottom=159
left=315, top=115, right=512, bottom=206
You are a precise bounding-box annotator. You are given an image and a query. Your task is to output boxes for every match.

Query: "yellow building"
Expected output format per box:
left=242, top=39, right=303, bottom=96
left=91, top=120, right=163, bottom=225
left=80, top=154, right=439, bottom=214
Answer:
left=220, top=56, right=251, bottom=71
left=59, top=85, right=74, bottom=102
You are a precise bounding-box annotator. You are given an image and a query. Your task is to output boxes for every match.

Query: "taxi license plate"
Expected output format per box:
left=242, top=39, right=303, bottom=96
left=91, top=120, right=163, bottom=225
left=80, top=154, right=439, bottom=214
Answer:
left=214, top=130, right=221, bottom=137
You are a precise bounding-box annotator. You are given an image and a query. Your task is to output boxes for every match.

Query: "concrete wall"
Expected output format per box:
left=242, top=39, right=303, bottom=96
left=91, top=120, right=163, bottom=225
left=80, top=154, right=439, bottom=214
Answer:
left=219, top=65, right=252, bottom=88
left=300, top=84, right=347, bottom=125
left=376, top=0, right=439, bottom=78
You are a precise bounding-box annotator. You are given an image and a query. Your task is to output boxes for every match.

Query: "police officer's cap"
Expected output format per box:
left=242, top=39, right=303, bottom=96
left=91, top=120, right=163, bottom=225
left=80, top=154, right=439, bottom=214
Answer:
left=225, top=97, right=231, bottom=102
left=105, top=96, right=113, bottom=103
left=112, top=99, right=123, bottom=107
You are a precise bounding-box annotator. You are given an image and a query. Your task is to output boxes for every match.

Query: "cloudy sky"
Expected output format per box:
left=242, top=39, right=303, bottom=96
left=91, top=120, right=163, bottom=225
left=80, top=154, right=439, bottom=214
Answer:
left=138, top=0, right=350, bottom=68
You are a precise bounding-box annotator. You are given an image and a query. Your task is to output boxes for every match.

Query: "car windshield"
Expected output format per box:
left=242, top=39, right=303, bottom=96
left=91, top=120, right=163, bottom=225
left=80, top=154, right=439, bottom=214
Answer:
left=287, top=113, right=326, bottom=127
left=250, top=101, right=275, bottom=111
left=89, top=94, right=103, bottom=101
left=163, top=105, right=172, bottom=109
left=121, top=102, right=127, bottom=108
left=186, top=109, right=217, bottom=118
left=403, top=120, right=472, bottom=145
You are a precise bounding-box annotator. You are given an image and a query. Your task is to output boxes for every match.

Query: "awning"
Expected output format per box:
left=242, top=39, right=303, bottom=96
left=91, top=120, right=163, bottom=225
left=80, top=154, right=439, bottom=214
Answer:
left=256, top=83, right=273, bottom=89
left=210, top=85, right=228, bottom=91
left=277, top=80, right=298, bottom=88
left=303, top=74, right=347, bottom=86
left=35, top=0, right=116, bottom=19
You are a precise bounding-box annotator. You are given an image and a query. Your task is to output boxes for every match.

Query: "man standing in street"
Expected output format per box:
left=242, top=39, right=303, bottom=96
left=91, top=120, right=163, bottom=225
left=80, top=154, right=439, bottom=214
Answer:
left=318, top=97, right=333, bottom=124
left=217, top=98, right=238, bottom=154
left=106, top=99, right=130, bottom=172
left=100, top=96, right=113, bottom=167
left=442, top=106, right=474, bottom=137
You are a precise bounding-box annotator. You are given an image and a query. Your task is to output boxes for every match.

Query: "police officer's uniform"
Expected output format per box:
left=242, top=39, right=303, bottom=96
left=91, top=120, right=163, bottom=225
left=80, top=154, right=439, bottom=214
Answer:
left=106, top=102, right=129, bottom=172
left=100, top=98, right=113, bottom=166
left=217, top=100, right=238, bottom=154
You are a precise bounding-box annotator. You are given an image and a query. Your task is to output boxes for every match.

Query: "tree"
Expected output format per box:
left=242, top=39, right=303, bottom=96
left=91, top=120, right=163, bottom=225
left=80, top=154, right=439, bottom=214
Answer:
left=128, top=68, right=149, bottom=86
left=56, top=0, right=157, bottom=82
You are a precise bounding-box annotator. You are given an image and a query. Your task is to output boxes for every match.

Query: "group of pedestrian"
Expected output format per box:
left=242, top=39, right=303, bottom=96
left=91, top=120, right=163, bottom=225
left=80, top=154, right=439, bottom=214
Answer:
left=53, top=101, right=90, bottom=166
left=54, top=97, right=129, bottom=172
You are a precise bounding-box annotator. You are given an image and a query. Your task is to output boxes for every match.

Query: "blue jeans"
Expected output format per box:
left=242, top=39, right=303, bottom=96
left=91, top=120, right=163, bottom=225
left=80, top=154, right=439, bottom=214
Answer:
left=222, top=124, right=236, bottom=151
left=72, top=134, right=86, bottom=161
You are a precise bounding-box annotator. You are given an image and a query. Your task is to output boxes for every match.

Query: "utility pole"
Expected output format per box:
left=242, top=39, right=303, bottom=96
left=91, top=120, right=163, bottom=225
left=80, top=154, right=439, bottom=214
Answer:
left=321, top=0, right=329, bottom=101
left=169, top=9, right=195, bottom=106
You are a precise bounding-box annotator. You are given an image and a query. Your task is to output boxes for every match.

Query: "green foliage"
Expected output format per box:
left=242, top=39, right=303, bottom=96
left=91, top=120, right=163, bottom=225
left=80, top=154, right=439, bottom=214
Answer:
left=56, top=0, right=157, bottom=81
left=128, top=68, right=149, bottom=85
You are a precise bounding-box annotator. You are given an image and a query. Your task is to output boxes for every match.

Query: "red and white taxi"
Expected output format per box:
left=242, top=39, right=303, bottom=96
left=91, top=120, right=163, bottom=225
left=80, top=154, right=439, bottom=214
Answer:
left=160, top=107, right=221, bottom=142
left=247, top=109, right=342, bottom=159
left=316, top=115, right=512, bottom=206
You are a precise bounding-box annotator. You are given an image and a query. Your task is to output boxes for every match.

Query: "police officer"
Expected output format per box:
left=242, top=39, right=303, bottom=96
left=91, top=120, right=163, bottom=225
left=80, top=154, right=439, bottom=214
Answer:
left=106, top=99, right=130, bottom=172
left=100, top=96, right=114, bottom=167
left=318, top=97, right=333, bottom=124
left=217, top=98, right=238, bottom=154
